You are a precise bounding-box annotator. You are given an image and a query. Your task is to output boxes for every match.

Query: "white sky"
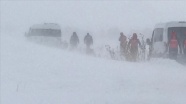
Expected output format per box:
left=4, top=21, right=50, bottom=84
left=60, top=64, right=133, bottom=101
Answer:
left=1, top=0, right=186, bottom=35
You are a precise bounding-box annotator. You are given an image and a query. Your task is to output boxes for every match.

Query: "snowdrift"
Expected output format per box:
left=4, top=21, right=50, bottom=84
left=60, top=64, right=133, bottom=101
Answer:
left=1, top=34, right=186, bottom=104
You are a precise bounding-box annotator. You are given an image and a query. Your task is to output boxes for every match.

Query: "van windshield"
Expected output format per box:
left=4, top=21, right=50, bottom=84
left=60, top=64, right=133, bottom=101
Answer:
left=29, top=29, right=61, bottom=37
left=168, top=27, right=186, bottom=53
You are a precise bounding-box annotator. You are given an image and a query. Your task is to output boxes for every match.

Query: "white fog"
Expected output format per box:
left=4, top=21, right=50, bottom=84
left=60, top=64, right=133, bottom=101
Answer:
left=1, top=1, right=186, bottom=104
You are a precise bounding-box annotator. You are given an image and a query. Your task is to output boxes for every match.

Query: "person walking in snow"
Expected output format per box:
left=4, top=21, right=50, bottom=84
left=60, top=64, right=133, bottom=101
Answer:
left=119, top=32, right=128, bottom=56
left=70, top=32, right=79, bottom=49
left=84, top=33, right=93, bottom=49
left=84, top=33, right=94, bottom=54
left=127, top=33, right=141, bottom=62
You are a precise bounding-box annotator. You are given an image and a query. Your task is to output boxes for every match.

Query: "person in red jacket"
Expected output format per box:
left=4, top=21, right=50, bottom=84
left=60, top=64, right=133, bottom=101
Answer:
left=127, top=33, right=141, bottom=61
left=119, top=32, right=127, bottom=56
left=168, top=31, right=179, bottom=59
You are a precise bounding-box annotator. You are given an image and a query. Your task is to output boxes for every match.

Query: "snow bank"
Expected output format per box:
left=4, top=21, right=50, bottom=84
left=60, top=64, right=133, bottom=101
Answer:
left=1, top=34, right=186, bottom=104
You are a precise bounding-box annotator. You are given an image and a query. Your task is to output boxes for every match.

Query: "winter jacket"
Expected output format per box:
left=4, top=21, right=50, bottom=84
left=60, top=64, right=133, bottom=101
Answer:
left=119, top=34, right=127, bottom=43
left=169, top=32, right=178, bottom=49
left=128, top=33, right=141, bottom=50
left=70, top=33, right=79, bottom=46
left=84, top=34, right=93, bottom=46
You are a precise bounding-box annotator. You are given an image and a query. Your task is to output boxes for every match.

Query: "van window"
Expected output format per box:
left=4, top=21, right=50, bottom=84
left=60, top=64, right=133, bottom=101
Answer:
left=153, top=28, right=163, bottom=42
left=30, top=29, right=61, bottom=37
left=168, top=27, right=186, bottom=41
left=168, top=27, right=186, bottom=52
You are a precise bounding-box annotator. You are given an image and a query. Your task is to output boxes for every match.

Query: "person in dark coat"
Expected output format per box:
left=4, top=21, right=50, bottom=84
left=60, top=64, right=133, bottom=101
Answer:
left=70, top=32, right=79, bottom=49
left=84, top=33, right=93, bottom=49
left=119, top=32, right=127, bottom=56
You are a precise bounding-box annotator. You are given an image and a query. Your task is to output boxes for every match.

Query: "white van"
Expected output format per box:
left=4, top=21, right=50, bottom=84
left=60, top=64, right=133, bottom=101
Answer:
left=150, top=21, right=186, bottom=57
left=26, top=23, right=62, bottom=47
left=27, top=23, right=61, bottom=37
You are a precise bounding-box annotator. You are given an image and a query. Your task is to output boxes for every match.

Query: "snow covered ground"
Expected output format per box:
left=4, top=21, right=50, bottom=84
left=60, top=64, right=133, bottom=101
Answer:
left=1, top=34, right=186, bottom=104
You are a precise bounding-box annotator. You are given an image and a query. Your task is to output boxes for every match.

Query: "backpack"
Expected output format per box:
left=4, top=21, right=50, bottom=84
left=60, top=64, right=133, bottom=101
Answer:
left=169, top=39, right=178, bottom=48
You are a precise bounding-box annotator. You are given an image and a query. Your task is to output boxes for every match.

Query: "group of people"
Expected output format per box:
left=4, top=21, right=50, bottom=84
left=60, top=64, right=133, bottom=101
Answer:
left=69, top=31, right=143, bottom=61
left=69, top=31, right=186, bottom=61
left=69, top=32, right=93, bottom=53
left=119, top=32, right=142, bottom=61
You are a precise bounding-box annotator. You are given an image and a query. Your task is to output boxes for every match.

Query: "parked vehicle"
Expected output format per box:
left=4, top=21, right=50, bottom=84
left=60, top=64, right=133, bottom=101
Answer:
left=148, top=21, right=186, bottom=59
left=25, top=23, right=63, bottom=47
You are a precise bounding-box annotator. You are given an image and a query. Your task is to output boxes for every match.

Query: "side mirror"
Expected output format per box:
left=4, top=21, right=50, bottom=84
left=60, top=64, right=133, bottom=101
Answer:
left=146, top=38, right=151, bottom=45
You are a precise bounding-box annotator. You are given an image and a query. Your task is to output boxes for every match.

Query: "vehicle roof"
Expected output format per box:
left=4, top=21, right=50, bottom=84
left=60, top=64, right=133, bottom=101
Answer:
left=154, top=21, right=186, bottom=29
left=30, top=23, right=61, bottom=30
left=165, top=21, right=186, bottom=27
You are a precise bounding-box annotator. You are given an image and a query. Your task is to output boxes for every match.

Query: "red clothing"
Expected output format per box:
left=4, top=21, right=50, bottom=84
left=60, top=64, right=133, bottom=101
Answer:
left=169, top=39, right=178, bottom=48
left=169, top=32, right=178, bottom=48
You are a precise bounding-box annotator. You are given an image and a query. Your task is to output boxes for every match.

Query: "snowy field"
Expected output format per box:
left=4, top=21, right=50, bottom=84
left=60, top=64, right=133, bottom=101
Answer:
left=1, top=34, right=186, bottom=104
left=1, top=1, right=186, bottom=104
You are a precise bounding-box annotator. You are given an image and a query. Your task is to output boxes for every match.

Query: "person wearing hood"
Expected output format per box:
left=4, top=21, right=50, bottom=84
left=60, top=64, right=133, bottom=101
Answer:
left=84, top=33, right=93, bottom=49
left=70, top=32, right=79, bottom=49
left=127, top=33, right=141, bottom=61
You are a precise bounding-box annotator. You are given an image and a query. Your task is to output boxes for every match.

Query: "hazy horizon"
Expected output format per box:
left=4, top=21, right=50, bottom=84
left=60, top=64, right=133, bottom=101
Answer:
left=1, top=0, right=186, bottom=38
